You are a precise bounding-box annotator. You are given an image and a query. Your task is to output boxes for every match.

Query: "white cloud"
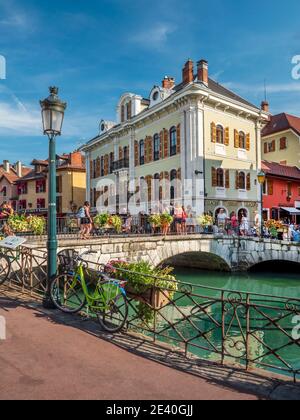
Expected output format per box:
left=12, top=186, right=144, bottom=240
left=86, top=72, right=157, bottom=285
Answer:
left=130, top=23, right=176, bottom=47
left=0, top=100, right=41, bottom=135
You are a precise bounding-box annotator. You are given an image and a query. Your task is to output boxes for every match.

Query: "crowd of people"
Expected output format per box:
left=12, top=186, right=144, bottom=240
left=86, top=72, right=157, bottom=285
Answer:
left=2, top=198, right=300, bottom=243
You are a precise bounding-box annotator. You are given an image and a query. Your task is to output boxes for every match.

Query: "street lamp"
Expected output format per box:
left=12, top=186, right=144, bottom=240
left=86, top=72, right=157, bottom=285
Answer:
left=257, top=170, right=266, bottom=238
left=40, top=87, right=67, bottom=308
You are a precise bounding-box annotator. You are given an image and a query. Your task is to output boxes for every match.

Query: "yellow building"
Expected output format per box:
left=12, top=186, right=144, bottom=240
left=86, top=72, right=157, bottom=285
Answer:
left=16, top=152, right=86, bottom=215
left=262, top=113, right=300, bottom=167
left=81, top=59, right=269, bottom=221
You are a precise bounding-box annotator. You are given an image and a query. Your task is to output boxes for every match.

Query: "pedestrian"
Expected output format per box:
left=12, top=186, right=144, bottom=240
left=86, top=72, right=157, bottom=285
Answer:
left=182, top=206, right=187, bottom=235
left=240, top=211, right=249, bottom=236
left=174, top=203, right=183, bottom=234
left=79, top=201, right=93, bottom=240
left=254, top=211, right=262, bottom=237
left=217, top=209, right=227, bottom=233
left=230, top=211, right=239, bottom=236
left=186, top=206, right=196, bottom=234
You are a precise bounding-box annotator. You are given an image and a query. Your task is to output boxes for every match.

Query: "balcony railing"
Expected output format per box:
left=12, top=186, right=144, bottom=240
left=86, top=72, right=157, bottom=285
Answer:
left=112, top=158, right=130, bottom=172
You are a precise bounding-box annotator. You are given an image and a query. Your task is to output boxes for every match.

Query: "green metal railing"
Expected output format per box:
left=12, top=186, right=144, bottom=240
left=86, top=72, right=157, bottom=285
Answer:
left=1, top=249, right=299, bottom=382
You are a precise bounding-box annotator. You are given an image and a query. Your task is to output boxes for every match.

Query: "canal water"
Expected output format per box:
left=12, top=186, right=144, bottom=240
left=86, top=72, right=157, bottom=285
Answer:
left=173, top=268, right=300, bottom=299
left=154, top=268, right=300, bottom=380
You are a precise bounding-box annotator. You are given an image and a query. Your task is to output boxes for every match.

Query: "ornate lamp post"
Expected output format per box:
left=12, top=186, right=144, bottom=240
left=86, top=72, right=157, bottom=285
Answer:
left=257, top=170, right=266, bottom=237
left=40, top=87, right=67, bottom=308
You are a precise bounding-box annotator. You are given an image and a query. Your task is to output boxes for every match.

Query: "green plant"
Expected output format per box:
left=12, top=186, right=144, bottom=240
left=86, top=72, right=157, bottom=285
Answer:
left=94, top=213, right=109, bottom=228
left=7, top=215, right=46, bottom=235
left=198, top=214, right=214, bottom=227
left=8, top=215, right=29, bottom=232
left=106, top=260, right=178, bottom=324
left=160, top=213, right=173, bottom=226
left=109, top=215, right=122, bottom=233
left=149, top=214, right=161, bottom=227
left=27, top=216, right=46, bottom=235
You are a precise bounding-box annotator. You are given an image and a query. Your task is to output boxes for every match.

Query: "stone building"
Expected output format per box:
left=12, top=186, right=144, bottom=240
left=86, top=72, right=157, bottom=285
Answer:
left=81, top=58, right=269, bottom=221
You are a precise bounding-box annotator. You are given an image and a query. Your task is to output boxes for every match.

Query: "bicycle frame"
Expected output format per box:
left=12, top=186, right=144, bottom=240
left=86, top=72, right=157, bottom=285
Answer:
left=68, top=263, right=126, bottom=312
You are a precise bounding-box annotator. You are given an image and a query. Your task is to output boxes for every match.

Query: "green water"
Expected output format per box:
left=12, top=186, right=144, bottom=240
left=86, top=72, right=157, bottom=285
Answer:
left=173, top=268, right=300, bottom=299
left=153, top=268, right=300, bottom=380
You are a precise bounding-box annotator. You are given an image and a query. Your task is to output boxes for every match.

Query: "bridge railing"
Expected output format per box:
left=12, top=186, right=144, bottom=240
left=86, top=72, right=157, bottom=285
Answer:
left=1, top=251, right=299, bottom=382
left=0, top=216, right=296, bottom=242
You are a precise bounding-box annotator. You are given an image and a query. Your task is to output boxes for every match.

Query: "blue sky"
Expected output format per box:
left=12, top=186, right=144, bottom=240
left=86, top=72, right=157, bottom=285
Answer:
left=0, top=0, right=300, bottom=165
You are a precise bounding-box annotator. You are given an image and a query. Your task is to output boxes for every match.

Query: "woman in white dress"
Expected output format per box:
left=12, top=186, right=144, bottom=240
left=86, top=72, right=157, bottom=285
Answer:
left=240, top=211, right=249, bottom=236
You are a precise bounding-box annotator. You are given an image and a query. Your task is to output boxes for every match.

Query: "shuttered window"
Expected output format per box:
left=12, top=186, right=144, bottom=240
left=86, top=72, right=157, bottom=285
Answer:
left=170, top=127, right=177, bottom=156
left=211, top=122, right=217, bottom=143
left=280, top=137, right=287, bottom=150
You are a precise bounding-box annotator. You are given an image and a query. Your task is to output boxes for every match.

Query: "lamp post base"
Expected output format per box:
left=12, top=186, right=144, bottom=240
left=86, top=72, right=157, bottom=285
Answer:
left=42, top=294, right=57, bottom=310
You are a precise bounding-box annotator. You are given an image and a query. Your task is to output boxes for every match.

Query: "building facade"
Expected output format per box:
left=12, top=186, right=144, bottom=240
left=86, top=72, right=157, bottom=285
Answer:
left=262, top=113, right=300, bottom=167
left=262, top=160, right=300, bottom=222
left=82, top=59, right=269, bottom=221
left=15, top=152, right=86, bottom=215
left=0, top=160, right=31, bottom=209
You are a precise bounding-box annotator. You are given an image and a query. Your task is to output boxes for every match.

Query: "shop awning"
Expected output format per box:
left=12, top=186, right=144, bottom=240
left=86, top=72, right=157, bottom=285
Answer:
left=280, top=207, right=300, bottom=215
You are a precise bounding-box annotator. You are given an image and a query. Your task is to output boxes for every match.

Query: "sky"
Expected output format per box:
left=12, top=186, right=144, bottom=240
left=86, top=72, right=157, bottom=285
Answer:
left=0, top=0, right=300, bottom=165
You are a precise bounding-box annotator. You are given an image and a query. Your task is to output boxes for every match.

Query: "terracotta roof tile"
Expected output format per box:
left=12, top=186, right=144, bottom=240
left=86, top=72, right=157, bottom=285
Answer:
left=262, top=160, right=300, bottom=180
left=262, top=113, right=300, bottom=137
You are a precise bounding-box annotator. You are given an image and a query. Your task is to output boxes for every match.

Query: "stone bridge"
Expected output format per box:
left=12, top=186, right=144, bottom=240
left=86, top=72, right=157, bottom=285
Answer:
left=30, top=234, right=300, bottom=272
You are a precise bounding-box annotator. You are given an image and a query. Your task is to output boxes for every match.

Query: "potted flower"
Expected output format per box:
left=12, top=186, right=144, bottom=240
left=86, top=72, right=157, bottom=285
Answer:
left=105, top=260, right=178, bottom=323
left=108, top=215, right=122, bottom=233
left=198, top=214, right=214, bottom=234
left=149, top=214, right=161, bottom=234
left=94, top=213, right=109, bottom=229
left=160, top=213, right=173, bottom=236
left=265, top=219, right=283, bottom=239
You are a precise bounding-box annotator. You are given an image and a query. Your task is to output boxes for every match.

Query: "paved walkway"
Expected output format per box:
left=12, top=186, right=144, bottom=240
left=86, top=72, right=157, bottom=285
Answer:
left=0, top=296, right=262, bottom=401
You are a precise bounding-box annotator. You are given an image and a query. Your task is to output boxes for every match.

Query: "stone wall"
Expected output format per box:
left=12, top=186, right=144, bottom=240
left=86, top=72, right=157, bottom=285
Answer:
left=27, top=234, right=300, bottom=272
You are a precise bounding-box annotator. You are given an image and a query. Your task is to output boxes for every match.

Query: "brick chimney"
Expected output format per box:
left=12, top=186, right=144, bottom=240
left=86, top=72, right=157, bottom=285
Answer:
left=261, top=101, right=270, bottom=113
left=16, top=161, right=22, bottom=177
left=70, top=151, right=83, bottom=167
left=197, top=59, right=209, bottom=86
left=3, top=160, right=10, bottom=173
left=162, top=76, right=175, bottom=90
left=182, top=60, right=194, bottom=85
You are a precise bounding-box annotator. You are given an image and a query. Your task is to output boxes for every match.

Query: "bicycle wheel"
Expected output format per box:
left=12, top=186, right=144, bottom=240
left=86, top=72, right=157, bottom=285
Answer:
left=50, top=273, right=86, bottom=314
left=0, top=254, right=11, bottom=286
left=96, top=281, right=128, bottom=333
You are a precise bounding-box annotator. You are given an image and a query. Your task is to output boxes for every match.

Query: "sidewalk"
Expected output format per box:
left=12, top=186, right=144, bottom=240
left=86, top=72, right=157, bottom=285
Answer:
left=0, top=295, right=298, bottom=400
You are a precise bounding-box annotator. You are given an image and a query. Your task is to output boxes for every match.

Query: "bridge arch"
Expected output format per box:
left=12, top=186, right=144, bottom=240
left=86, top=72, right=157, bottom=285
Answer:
left=160, top=251, right=231, bottom=272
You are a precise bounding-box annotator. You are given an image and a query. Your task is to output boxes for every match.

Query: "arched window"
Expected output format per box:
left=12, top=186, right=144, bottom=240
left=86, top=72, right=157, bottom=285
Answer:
left=170, top=169, right=177, bottom=200
left=216, top=125, right=224, bottom=144
left=216, top=168, right=224, bottom=187
left=153, top=173, right=160, bottom=201
left=239, top=131, right=246, bottom=149
left=139, top=140, right=145, bottom=165
left=153, top=134, right=160, bottom=161
left=170, top=127, right=177, bottom=156
left=239, top=171, right=246, bottom=190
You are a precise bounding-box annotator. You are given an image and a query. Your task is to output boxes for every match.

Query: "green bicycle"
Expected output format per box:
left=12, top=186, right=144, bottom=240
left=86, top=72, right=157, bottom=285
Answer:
left=50, top=250, right=128, bottom=333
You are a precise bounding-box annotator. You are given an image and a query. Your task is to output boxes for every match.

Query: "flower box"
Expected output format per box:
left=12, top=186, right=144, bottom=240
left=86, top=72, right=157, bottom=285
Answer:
left=126, top=284, right=171, bottom=310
